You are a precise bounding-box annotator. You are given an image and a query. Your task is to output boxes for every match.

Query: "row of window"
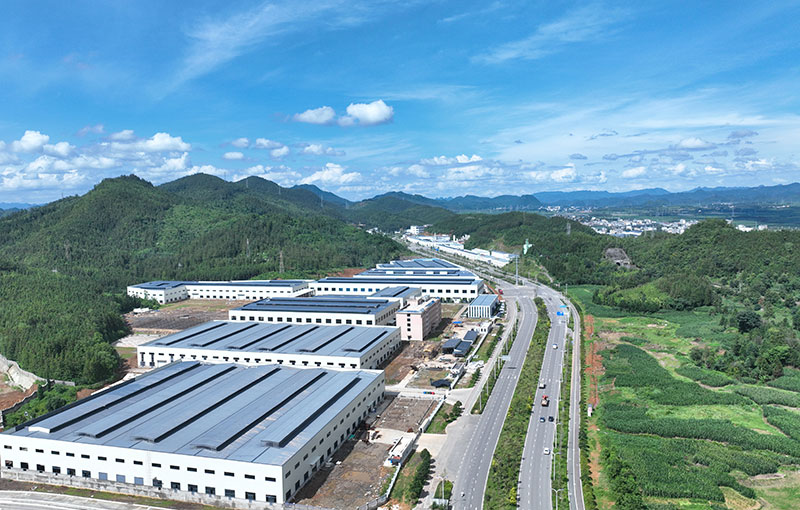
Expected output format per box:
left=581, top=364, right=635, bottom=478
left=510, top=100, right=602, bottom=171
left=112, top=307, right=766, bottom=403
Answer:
left=316, top=286, right=476, bottom=295
left=144, top=352, right=359, bottom=369
left=232, top=315, right=376, bottom=326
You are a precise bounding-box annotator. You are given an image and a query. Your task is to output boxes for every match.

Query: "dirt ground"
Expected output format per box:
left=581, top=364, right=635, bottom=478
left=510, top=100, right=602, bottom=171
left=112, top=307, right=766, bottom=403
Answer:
left=408, top=369, right=450, bottom=389
left=374, top=396, right=438, bottom=433
left=328, top=267, right=367, bottom=277
left=125, top=300, right=250, bottom=333
left=294, top=439, right=393, bottom=510
left=382, top=341, right=442, bottom=385
left=0, top=381, right=36, bottom=411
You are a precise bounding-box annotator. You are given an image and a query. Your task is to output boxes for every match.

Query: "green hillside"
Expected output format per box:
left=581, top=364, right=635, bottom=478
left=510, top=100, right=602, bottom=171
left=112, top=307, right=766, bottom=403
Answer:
left=0, top=174, right=406, bottom=384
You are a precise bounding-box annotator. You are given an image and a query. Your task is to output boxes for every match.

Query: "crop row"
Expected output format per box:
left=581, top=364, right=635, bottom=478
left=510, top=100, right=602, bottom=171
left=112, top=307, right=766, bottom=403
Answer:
left=733, top=385, right=800, bottom=407
left=675, top=365, right=734, bottom=387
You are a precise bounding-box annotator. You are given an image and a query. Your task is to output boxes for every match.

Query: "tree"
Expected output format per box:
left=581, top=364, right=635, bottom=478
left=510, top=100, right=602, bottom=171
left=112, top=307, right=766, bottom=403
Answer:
left=737, top=311, right=762, bottom=333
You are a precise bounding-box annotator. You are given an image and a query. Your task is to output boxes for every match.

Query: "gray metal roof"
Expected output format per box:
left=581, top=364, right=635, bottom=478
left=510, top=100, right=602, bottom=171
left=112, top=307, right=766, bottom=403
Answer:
left=357, top=268, right=475, bottom=277
left=233, top=296, right=395, bottom=315
left=7, top=362, right=380, bottom=466
left=469, top=294, right=499, bottom=307
left=370, top=286, right=421, bottom=299
left=142, top=321, right=396, bottom=358
left=464, top=330, right=478, bottom=342
left=132, top=280, right=308, bottom=290
left=376, top=258, right=461, bottom=269
left=442, top=338, right=461, bottom=349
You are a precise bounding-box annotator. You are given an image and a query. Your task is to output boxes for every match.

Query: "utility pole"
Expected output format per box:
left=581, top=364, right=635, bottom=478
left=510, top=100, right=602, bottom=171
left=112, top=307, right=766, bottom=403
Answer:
left=279, top=250, right=285, bottom=273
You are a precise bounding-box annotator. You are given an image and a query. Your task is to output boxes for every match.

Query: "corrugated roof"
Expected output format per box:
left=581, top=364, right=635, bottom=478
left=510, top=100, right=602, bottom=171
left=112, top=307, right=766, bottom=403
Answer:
left=469, top=294, right=499, bottom=308
left=143, top=322, right=397, bottom=358
left=233, top=296, right=395, bottom=315
left=357, top=268, right=475, bottom=278
left=9, top=362, right=380, bottom=466
left=132, top=280, right=308, bottom=290
left=376, top=258, right=461, bottom=269
left=369, top=286, right=421, bottom=298
left=316, top=277, right=481, bottom=286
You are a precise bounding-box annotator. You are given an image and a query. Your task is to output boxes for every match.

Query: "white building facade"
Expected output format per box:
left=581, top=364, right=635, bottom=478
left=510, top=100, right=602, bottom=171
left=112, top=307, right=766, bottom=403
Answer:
left=126, top=280, right=312, bottom=305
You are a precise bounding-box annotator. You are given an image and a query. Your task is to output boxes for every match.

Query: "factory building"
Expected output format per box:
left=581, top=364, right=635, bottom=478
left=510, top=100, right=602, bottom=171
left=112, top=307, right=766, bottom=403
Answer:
left=1, top=362, right=384, bottom=505
left=137, top=321, right=401, bottom=371
left=368, top=286, right=422, bottom=308
left=310, top=277, right=483, bottom=302
left=126, top=280, right=312, bottom=305
left=375, top=258, right=464, bottom=271
left=356, top=267, right=476, bottom=278
left=467, top=294, right=500, bottom=319
left=228, top=296, right=399, bottom=327
left=395, top=297, right=442, bottom=341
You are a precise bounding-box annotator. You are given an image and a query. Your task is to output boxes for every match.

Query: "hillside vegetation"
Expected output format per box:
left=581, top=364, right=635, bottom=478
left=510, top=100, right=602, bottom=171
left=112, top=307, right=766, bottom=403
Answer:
left=0, top=174, right=406, bottom=383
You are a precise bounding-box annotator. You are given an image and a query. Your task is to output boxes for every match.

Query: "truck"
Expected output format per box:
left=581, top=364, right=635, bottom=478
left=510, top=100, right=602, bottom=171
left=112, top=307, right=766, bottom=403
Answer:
left=541, top=395, right=550, bottom=407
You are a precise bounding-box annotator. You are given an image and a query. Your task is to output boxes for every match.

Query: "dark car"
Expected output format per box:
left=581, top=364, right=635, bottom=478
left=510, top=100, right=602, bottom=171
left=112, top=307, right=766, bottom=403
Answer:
left=539, top=416, right=545, bottom=423
left=548, top=416, right=554, bottom=422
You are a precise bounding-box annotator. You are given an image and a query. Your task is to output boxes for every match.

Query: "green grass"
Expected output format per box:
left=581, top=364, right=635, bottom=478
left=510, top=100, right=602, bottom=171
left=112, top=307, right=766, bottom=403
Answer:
left=648, top=404, right=782, bottom=436
left=425, top=403, right=454, bottom=434
left=389, top=451, right=422, bottom=502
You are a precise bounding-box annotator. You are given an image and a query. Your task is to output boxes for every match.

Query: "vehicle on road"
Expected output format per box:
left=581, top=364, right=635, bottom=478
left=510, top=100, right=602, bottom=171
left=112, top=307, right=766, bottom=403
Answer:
left=548, top=416, right=554, bottom=422
left=539, top=416, right=545, bottom=423
left=552, top=343, right=558, bottom=349
left=539, top=382, right=546, bottom=389
left=544, top=448, right=551, bottom=455
left=541, top=395, right=550, bottom=406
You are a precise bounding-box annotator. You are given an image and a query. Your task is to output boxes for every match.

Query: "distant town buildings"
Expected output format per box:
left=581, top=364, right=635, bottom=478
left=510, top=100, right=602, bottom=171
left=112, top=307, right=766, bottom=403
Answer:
left=405, top=234, right=518, bottom=268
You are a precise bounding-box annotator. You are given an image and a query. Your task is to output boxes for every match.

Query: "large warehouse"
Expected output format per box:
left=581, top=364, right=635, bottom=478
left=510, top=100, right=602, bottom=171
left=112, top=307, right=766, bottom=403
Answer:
left=228, top=296, right=399, bottom=326
left=126, top=280, right=312, bottom=304
left=368, top=286, right=422, bottom=307
left=310, top=276, right=483, bottom=302
left=1, top=362, right=384, bottom=505
left=375, top=258, right=464, bottom=271
left=137, top=321, right=401, bottom=370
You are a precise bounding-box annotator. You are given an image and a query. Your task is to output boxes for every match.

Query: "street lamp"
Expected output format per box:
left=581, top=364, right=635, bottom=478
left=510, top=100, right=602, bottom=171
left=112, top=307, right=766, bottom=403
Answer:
left=552, top=488, right=565, bottom=510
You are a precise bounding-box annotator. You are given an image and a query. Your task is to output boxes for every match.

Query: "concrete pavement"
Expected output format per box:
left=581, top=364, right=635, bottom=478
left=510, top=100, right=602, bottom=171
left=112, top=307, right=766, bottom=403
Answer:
left=0, top=491, right=160, bottom=510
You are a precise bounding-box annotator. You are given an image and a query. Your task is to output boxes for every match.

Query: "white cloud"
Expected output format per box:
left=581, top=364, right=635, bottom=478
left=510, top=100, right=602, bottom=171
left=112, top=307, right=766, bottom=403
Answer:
left=270, top=146, right=290, bottom=158
left=622, top=166, right=646, bottom=178
left=43, top=142, right=75, bottom=158
left=676, top=137, right=715, bottom=150
left=113, top=132, right=191, bottom=152
left=11, top=130, right=50, bottom=152
left=230, top=137, right=250, bottom=148
left=69, top=154, right=119, bottom=170
left=421, top=154, right=482, bottom=165
left=253, top=138, right=283, bottom=149
left=293, top=106, right=336, bottom=125
left=302, top=143, right=344, bottom=156
left=77, top=124, right=104, bottom=136
left=232, top=165, right=301, bottom=185
left=300, top=163, right=360, bottom=185
left=156, top=152, right=190, bottom=173
left=109, top=129, right=136, bottom=141
left=551, top=164, right=577, bottom=182
left=407, top=164, right=429, bottom=178
left=446, top=164, right=494, bottom=181
left=704, top=165, right=725, bottom=174
left=223, top=151, right=244, bottom=160
left=340, top=100, right=394, bottom=126
left=671, top=163, right=687, bottom=175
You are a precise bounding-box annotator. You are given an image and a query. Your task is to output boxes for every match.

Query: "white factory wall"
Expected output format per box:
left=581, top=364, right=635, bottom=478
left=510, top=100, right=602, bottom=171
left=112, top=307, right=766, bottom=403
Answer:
left=227, top=303, right=399, bottom=327
left=310, top=281, right=481, bottom=302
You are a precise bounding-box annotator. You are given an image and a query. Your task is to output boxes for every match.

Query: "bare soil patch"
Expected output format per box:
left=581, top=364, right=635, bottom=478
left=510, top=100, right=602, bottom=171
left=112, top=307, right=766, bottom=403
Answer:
left=294, top=439, right=392, bottom=510
left=381, top=341, right=441, bottom=385
left=0, top=382, right=35, bottom=411
left=374, top=396, right=438, bottom=433
left=126, top=300, right=249, bottom=333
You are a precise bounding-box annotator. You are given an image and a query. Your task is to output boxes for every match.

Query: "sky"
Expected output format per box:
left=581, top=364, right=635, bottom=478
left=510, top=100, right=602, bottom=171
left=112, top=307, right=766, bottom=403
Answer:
left=1, top=1, right=799, bottom=204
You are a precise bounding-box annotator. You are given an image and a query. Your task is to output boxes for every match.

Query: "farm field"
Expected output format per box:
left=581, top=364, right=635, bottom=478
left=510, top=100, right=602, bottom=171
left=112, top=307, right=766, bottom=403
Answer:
left=568, top=285, right=800, bottom=510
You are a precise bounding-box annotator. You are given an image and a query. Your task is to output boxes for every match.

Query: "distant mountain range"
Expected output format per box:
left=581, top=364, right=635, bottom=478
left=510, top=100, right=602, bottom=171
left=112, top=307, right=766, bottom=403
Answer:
left=297, top=183, right=800, bottom=212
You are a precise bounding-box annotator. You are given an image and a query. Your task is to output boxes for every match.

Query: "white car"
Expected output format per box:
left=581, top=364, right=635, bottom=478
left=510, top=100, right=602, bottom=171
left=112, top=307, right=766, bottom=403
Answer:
left=552, top=344, right=558, bottom=349
left=544, top=448, right=551, bottom=455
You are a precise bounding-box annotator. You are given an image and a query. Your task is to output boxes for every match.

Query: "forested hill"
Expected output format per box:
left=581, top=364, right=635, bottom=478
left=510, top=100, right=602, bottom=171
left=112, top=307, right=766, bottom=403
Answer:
left=0, top=174, right=406, bottom=384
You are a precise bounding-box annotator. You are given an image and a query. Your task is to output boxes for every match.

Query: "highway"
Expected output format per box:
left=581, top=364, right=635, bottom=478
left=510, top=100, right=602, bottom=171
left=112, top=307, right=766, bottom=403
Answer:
left=451, top=289, right=538, bottom=510
left=518, top=286, right=568, bottom=510
left=566, top=300, right=585, bottom=510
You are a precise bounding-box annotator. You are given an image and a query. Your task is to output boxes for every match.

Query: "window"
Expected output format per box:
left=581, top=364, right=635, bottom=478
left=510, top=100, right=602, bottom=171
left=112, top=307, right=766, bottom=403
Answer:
left=267, top=495, right=277, bottom=503
left=18, top=447, right=26, bottom=451
left=153, top=479, right=163, bottom=488
left=51, top=451, right=60, bottom=455
left=116, top=458, right=125, bottom=463
left=135, top=477, right=144, bottom=485
left=246, top=492, right=256, bottom=501
left=188, top=484, right=198, bottom=493
left=20, top=462, right=28, bottom=470
left=98, top=472, right=108, bottom=480
left=245, top=474, right=255, bottom=480
left=52, top=466, right=61, bottom=474
left=82, top=470, right=91, bottom=478
left=205, top=487, right=216, bottom=496
left=187, top=467, right=197, bottom=472
left=81, top=454, right=89, bottom=459
left=66, top=452, right=74, bottom=457
left=205, top=469, right=215, bottom=474
left=265, top=476, right=276, bottom=482
left=225, top=489, right=235, bottom=498
left=285, top=470, right=291, bottom=478
left=133, top=460, right=143, bottom=466
left=35, top=449, right=44, bottom=453
left=171, top=482, right=181, bottom=490
left=67, top=468, right=75, bottom=476
left=224, top=471, right=234, bottom=477
left=98, top=456, right=107, bottom=461
left=152, top=463, right=162, bottom=468
left=117, top=474, right=126, bottom=483
left=170, top=465, right=179, bottom=470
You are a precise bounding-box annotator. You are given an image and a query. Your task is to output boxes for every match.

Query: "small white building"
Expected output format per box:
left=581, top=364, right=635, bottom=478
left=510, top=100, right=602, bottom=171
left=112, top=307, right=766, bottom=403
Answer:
left=396, top=297, right=442, bottom=341
left=1, top=362, right=384, bottom=505
left=137, top=321, right=401, bottom=371
left=467, top=294, right=499, bottom=319
left=228, top=296, right=399, bottom=327
left=126, top=280, right=312, bottom=305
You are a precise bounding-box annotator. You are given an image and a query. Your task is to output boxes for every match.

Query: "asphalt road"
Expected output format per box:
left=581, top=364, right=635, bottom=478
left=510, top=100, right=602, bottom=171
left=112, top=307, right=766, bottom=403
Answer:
left=518, top=286, right=568, bottom=510
left=451, top=289, right=538, bottom=510
left=566, top=300, right=585, bottom=510
left=0, top=491, right=159, bottom=509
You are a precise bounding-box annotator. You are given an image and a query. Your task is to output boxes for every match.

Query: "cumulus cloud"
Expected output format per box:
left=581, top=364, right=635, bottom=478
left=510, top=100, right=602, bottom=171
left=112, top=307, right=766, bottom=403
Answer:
left=11, top=130, right=50, bottom=152
left=113, top=132, right=191, bottom=152
left=230, top=137, right=250, bottom=148
left=421, top=154, right=482, bottom=165
left=300, top=163, right=360, bottom=185
left=551, top=164, right=577, bottom=182
left=223, top=151, right=244, bottom=160
left=294, top=106, right=337, bottom=125
left=109, top=129, right=136, bottom=141
left=569, top=153, right=588, bottom=160
left=253, top=138, right=283, bottom=150
left=727, top=129, right=758, bottom=140
left=676, top=137, right=715, bottom=150
left=270, top=146, right=290, bottom=158
left=77, top=124, right=104, bottom=136
left=704, top=165, right=725, bottom=174
left=232, top=165, right=301, bottom=185
left=407, top=164, right=429, bottom=178
left=622, top=166, right=646, bottom=178
left=43, top=142, right=75, bottom=158
left=340, top=100, right=394, bottom=126
left=302, top=144, right=344, bottom=156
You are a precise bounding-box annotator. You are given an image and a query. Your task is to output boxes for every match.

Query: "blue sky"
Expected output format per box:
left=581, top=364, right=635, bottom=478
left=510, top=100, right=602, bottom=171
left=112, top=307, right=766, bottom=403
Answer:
left=1, top=1, right=799, bottom=203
